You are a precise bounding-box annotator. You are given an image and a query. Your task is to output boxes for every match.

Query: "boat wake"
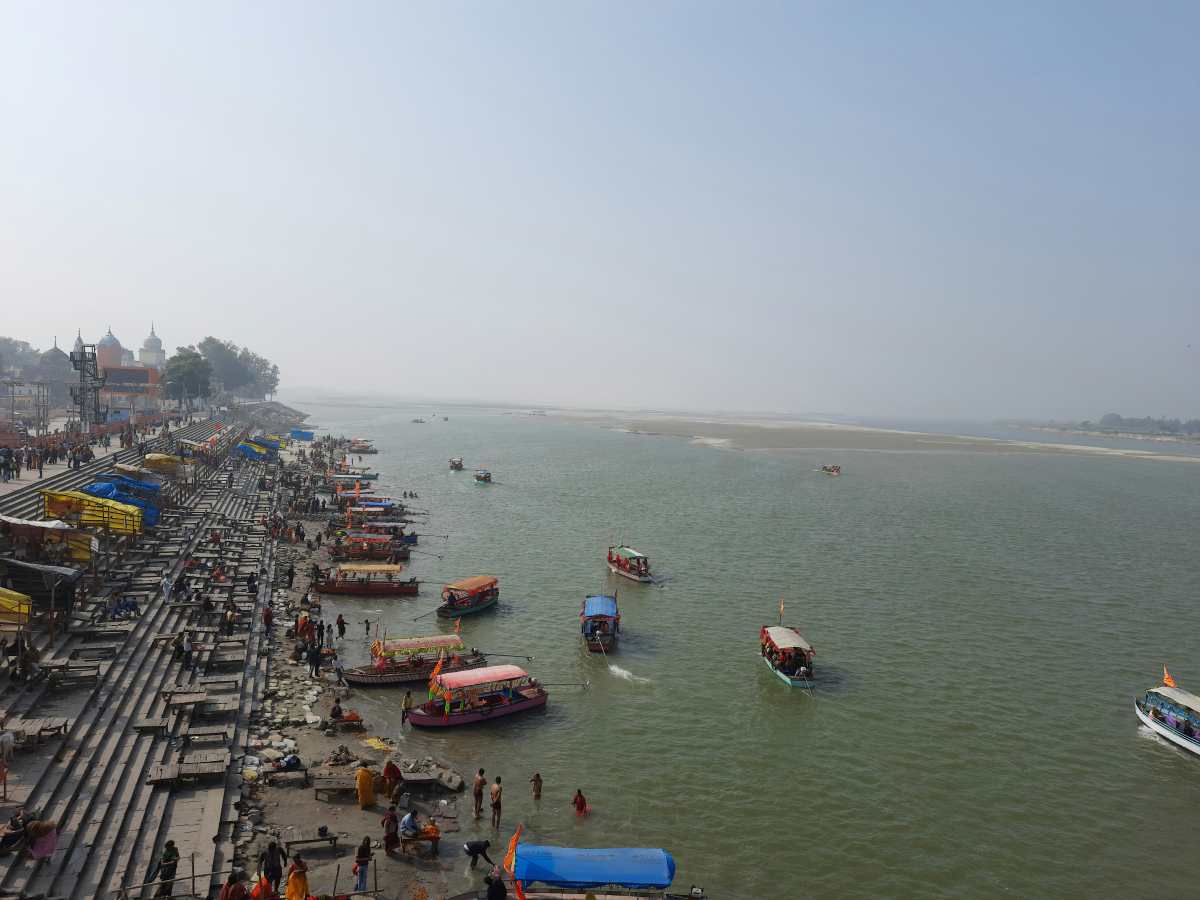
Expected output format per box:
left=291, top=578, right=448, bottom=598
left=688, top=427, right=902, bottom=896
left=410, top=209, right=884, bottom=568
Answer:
left=608, top=665, right=651, bottom=684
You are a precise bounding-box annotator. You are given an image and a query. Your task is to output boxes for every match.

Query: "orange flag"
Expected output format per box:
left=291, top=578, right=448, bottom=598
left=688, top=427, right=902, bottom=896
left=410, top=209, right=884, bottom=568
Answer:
left=503, top=823, right=523, bottom=873
left=778, top=598, right=785, bottom=622
left=1163, top=665, right=1177, bottom=688
left=454, top=617, right=462, bottom=635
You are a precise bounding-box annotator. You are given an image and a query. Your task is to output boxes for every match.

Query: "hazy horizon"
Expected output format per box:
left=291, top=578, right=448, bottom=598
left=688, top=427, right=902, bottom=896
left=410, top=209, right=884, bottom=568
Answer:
left=3, top=2, right=1198, bottom=420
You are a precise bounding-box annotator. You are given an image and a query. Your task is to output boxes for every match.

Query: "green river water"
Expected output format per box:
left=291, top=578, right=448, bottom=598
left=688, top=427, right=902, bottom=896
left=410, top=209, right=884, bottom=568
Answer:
left=288, top=400, right=1200, bottom=899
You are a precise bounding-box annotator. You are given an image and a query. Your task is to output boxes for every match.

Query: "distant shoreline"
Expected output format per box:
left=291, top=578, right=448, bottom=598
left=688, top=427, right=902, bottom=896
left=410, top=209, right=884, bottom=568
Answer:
left=1021, top=424, right=1200, bottom=445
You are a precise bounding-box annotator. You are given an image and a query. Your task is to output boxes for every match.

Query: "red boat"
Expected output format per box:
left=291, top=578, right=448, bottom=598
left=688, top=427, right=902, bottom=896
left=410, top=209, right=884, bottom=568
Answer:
left=316, top=563, right=419, bottom=596
left=330, top=533, right=397, bottom=561
left=408, top=665, right=548, bottom=728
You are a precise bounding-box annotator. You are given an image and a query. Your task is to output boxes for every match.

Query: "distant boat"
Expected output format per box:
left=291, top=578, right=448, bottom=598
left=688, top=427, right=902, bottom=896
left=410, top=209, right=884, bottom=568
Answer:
left=411, top=417, right=426, bottom=424
left=581, top=594, right=619, bottom=652
left=449, top=457, right=464, bottom=470
left=606, top=545, right=652, bottom=582
left=1135, top=679, right=1200, bottom=758
left=760, top=624, right=815, bottom=687
left=474, top=469, right=492, bottom=484
left=820, top=464, right=841, bottom=476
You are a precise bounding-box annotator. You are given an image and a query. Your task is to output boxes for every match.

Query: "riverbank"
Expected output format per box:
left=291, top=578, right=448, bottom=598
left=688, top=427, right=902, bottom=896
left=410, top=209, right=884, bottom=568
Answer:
left=241, top=444, right=466, bottom=900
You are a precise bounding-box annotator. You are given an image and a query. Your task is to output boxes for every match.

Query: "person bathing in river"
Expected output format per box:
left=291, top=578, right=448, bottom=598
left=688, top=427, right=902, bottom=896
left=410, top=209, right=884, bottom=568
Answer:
left=573, top=789, right=589, bottom=816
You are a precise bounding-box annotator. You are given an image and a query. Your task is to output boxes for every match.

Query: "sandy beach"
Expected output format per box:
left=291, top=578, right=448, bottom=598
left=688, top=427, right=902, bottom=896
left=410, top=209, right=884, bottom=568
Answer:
left=555, top=412, right=1200, bottom=463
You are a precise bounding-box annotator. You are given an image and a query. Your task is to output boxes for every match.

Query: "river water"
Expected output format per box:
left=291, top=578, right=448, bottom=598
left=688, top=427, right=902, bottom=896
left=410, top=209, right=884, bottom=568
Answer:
left=288, top=399, right=1200, bottom=899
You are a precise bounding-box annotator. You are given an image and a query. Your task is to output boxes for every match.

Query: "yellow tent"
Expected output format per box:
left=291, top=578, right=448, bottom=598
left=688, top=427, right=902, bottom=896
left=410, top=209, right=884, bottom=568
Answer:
left=0, top=588, right=32, bottom=626
left=142, top=453, right=184, bottom=474
left=41, top=490, right=142, bottom=535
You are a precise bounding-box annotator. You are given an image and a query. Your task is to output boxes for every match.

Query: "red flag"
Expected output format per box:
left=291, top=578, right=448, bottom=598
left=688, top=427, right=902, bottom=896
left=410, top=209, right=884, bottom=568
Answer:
left=428, top=651, right=445, bottom=698
left=1163, top=665, right=1177, bottom=688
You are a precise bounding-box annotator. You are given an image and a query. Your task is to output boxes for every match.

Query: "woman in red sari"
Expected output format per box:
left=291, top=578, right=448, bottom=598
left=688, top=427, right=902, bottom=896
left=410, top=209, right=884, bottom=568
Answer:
left=381, top=805, right=400, bottom=855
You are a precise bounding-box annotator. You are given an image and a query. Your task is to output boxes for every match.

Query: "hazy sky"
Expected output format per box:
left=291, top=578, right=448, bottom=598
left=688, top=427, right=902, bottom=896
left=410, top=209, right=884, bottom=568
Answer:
left=2, top=2, right=1197, bottom=419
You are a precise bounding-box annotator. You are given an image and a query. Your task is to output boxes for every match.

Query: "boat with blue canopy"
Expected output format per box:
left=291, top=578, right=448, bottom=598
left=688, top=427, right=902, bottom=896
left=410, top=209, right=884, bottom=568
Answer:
left=511, top=845, right=700, bottom=899
left=581, top=594, right=620, bottom=652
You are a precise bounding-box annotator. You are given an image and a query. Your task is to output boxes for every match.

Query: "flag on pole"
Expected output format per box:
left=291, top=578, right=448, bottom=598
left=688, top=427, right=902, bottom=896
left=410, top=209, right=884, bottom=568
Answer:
left=1163, top=665, right=1177, bottom=688
left=503, top=823, right=523, bottom=873
left=428, top=651, right=445, bottom=698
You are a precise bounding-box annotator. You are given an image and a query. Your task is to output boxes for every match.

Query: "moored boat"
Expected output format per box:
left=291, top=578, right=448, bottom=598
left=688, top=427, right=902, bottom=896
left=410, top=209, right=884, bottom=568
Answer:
left=316, top=563, right=420, bottom=596
left=606, top=545, right=652, bottom=582
left=580, top=594, right=619, bottom=652
left=1134, top=675, right=1200, bottom=758
left=408, top=664, right=547, bottom=727
left=474, top=468, right=492, bottom=483
left=348, top=439, right=378, bottom=455
left=449, top=457, right=464, bottom=470
left=344, top=634, right=487, bottom=686
left=760, top=624, right=815, bottom=686
left=330, top=533, right=400, bottom=562
left=438, top=576, right=499, bottom=618
left=820, top=464, right=842, bottom=476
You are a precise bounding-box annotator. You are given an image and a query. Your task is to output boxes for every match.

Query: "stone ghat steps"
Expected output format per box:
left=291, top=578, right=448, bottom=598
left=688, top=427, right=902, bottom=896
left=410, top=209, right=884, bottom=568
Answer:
left=0, top=421, right=223, bottom=520
left=121, top=475, right=275, bottom=899
left=0, top=462, right=250, bottom=900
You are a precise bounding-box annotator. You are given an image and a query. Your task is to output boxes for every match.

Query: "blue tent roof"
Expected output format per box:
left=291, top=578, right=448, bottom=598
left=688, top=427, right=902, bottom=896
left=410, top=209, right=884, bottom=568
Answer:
left=513, top=846, right=675, bottom=890
left=111, top=474, right=161, bottom=494
left=290, top=429, right=314, bottom=440
left=583, top=595, right=619, bottom=618
left=251, top=435, right=281, bottom=449
left=81, top=483, right=160, bottom=526
left=235, top=443, right=265, bottom=460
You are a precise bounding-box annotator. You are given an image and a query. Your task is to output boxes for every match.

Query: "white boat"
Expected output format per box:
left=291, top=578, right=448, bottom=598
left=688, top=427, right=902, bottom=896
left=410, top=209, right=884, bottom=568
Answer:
left=760, top=624, right=815, bottom=687
left=606, top=545, right=652, bottom=582
left=1134, top=684, right=1200, bottom=758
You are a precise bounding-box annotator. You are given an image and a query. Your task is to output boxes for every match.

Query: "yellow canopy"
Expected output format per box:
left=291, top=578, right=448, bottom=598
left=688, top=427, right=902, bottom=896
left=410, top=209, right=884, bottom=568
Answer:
left=0, top=588, right=32, bottom=625
left=142, top=453, right=184, bottom=473
left=41, top=490, right=142, bottom=535
left=337, top=563, right=404, bottom=574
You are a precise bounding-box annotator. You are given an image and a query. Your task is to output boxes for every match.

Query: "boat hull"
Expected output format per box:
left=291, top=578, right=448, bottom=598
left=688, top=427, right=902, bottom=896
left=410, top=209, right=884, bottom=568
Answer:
left=344, top=655, right=487, bottom=686
left=316, top=581, right=420, bottom=597
left=408, top=691, right=547, bottom=727
left=584, top=636, right=616, bottom=653
left=437, top=595, right=498, bottom=618
left=1134, top=700, right=1200, bottom=758
left=763, top=654, right=813, bottom=687
left=606, top=562, right=652, bottom=583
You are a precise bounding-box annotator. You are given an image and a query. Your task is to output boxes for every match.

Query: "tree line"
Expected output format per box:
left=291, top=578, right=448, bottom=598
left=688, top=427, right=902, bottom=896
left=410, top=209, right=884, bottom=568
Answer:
left=164, top=337, right=280, bottom=406
left=1071, top=413, right=1200, bottom=435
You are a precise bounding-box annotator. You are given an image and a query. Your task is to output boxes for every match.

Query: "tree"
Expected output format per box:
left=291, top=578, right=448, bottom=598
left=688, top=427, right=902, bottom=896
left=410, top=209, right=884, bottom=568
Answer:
left=163, top=347, right=212, bottom=410
left=0, top=337, right=41, bottom=375
left=198, top=337, right=252, bottom=391
left=238, top=348, right=280, bottom=398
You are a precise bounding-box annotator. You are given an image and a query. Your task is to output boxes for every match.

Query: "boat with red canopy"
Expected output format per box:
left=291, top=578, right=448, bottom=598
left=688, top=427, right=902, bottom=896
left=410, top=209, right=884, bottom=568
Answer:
left=330, top=533, right=397, bottom=561
left=316, top=563, right=419, bottom=596
left=437, top=576, right=499, bottom=618
left=408, top=664, right=547, bottom=727
left=345, top=634, right=487, bottom=686
left=760, top=624, right=815, bottom=687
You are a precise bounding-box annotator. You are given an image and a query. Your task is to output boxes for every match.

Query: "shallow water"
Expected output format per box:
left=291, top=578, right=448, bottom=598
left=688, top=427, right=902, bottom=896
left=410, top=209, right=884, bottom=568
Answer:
left=291, top=399, right=1200, bottom=899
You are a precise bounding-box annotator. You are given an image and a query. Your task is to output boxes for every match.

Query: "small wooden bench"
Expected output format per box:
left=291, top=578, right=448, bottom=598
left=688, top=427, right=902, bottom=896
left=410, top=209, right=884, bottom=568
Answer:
left=181, top=723, right=231, bottom=746
left=71, top=643, right=121, bottom=660
left=162, top=689, right=209, bottom=705
left=195, top=675, right=242, bottom=691
left=195, top=697, right=239, bottom=718
left=279, top=825, right=338, bottom=854
left=310, top=769, right=358, bottom=801
left=400, top=833, right=440, bottom=856
left=133, top=717, right=170, bottom=736
left=48, top=665, right=100, bottom=689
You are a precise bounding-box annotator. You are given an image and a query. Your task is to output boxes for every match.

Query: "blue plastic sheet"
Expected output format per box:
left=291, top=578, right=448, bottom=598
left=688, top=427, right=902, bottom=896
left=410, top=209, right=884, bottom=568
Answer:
left=513, top=846, right=676, bottom=890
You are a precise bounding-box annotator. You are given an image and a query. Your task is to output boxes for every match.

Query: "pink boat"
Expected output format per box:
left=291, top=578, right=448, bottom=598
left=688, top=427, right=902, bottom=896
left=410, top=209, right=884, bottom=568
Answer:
left=409, top=664, right=548, bottom=728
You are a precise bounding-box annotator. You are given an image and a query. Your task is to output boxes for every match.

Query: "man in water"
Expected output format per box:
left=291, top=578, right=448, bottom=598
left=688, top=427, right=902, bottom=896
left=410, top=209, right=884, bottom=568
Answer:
left=472, top=769, right=486, bottom=819
left=490, top=776, right=503, bottom=829
left=463, top=839, right=494, bottom=868
left=401, top=690, right=413, bottom=724
left=530, top=773, right=542, bottom=800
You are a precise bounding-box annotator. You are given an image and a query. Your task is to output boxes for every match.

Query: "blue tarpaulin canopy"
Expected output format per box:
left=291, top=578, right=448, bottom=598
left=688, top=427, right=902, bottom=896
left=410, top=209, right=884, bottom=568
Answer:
left=110, top=474, right=161, bottom=495
left=235, top=443, right=265, bottom=460
left=290, top=429, right=315, bottom=440
left=513, top=846, right=676, bottom=890
left=583, top=595, right=619, bottom=618
left=251, top=435, right=281, bottom=449
left=82, top=483, right=160, bottom=527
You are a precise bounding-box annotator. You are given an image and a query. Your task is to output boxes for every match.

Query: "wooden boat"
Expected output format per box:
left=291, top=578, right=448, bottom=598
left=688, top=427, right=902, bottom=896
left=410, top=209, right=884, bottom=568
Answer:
left=408, top=664, right=547, bottom=728
left=449, top=457, right=464, bottom=470
left=820, top=464, right=842, bottom=476
left=344, top=634, right=487, bottom=686
left=411, top=417, right=426, bottom=424
left=760, top=624, right=815, bottom=687
left=474, top=469, right=492, bottom=483
left=438, top=576, right=498, bottom=618
left=347, top=440, right=378, bottom=455
left=580, top=594, right=619, bottom=652
left=330, top=533, right=398, bottom=562
left=1135, top=680, right=1200, bottom=759
left=606, top=545, right=652, bottom=583
left=316, top=563, right=419, bottom=596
